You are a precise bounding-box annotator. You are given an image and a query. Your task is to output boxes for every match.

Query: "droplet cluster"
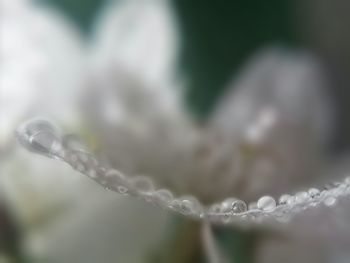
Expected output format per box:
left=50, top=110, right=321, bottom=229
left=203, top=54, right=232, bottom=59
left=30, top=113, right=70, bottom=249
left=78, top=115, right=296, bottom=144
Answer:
left=16, top=119, right=350, bottom=225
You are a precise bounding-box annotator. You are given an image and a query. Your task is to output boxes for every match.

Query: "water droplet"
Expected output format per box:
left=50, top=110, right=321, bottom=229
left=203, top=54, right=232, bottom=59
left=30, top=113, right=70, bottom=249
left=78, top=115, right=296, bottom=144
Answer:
left=105, top=169, right=125, bottom=182
left=308, top=188, right=320, bottom=198
left=16, top=119, right=62, bottom=158
left=279, top=194, right=291, bottom=205
left=155, top=189, right=173, bottom=204
left=221, top=198, right=247, bottom=214
left=104, top=170, right=128, bottom=191
left=117, top=186, right=128, bottom=194
left=179, top=200, right=194, bottom=215
left=257, top=196, right=276, bottom=211
left=232, top=200, right=247, bottom=213
left=324, top=196, right=337, bottom=206
left=130, top=176, right=154, bottom=193
left=170, top=200, right=186, bottom=214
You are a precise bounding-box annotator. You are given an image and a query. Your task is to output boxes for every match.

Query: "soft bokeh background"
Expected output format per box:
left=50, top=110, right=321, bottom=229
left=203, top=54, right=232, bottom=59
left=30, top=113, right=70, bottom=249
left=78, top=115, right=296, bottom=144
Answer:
left=1, top=0, right=350, bottom=262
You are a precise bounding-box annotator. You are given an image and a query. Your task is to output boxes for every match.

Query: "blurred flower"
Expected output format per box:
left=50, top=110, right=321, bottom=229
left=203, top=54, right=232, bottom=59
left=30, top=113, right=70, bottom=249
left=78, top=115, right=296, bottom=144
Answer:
left=0, top=0, right=85, bottom=153
left=0, top=0, right=83, bottom=225
left=0, top=0, right=173, bottom=262
left=0, top=0, right=99, bottom=260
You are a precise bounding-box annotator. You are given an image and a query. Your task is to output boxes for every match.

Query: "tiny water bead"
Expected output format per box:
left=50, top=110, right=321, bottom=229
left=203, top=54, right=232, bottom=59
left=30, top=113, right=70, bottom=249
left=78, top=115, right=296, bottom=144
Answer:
left=16, top=119, right=63, bottom=158
left=221, top=198, right=247, bottom=214
left=324, top=195, right=337, bottom=206
left=308, top=188, right=320, bottom=198
left=171, top=199, right=192, bottom=215
left=279, top=194, right=292, bottom=205
left=103, top=170, right=130, bottom=192
left=105, top=169, right=126, bottom=183
left=257, top=196, right=276, bottom=211
left=155, top=189, right=173, bottom=204
left=117, top=185, right=128, bottom=195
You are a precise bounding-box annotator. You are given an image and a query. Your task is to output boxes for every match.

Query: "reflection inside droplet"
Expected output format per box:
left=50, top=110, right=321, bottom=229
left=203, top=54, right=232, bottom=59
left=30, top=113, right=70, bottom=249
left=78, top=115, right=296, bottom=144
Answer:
left=16, top=119, right=62, bottom=158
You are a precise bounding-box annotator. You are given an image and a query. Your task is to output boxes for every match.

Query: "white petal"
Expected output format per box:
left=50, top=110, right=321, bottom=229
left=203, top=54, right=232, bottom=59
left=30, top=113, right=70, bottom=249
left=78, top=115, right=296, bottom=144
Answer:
left=209, top=47, right=334, bottom=199
left=0, top=0, right=85, bottom=149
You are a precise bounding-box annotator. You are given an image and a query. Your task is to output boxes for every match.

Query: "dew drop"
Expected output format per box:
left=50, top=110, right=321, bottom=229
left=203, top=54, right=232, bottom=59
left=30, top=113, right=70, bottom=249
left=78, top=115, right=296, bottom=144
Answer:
left=105, top=170, right=125, bottom=182
left=221, top=198, right=247, bottom=214
left=16, top=119, right=62, bottom=158
left=232, top=200, right=247, bottom=213
left=117, top=186, right=128, bottom=194
left=279, top=194, right=291, bottom=205
left=155, top=189, right=173, bottom=204
left=257, top=196, right=276, bottom=211
left=130, top=176, right=154, bottom=193
left=324, top=196, right=337, bottom=206
left=308, top=188, right=320, bottom=198
left=179, top=200, right=194, bottom=215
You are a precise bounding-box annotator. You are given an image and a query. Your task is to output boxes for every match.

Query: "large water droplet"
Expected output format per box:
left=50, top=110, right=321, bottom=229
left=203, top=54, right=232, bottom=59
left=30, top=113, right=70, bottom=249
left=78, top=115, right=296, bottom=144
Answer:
left=16, top=119, right=62, bottom=158
left=257, top=196, right=276, bottom=212
left=221, top=198, right=247, bottom=214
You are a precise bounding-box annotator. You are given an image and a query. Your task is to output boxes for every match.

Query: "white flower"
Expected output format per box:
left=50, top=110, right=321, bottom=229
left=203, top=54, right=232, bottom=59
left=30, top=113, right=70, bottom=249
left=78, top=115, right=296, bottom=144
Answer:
left=6, top=1, right=350, bottom=263
left=0, top=0, right=85, bottom=151
left=0, top=0, right=94, bottom=259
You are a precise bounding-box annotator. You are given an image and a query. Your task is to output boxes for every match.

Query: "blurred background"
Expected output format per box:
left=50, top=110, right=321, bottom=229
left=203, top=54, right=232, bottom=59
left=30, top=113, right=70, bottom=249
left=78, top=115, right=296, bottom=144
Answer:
left=1, top=0, right=350, bottom=262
